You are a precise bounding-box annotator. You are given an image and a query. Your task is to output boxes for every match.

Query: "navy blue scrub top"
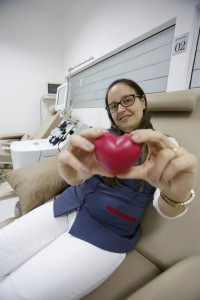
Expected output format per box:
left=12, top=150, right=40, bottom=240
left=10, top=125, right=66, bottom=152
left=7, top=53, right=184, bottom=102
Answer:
left=54, top=175, right=155, bottom=253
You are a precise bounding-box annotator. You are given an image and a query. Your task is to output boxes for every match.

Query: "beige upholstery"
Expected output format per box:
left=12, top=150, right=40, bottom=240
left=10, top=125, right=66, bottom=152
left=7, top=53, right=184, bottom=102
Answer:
left=32, top=105, right=61, bottom=140
left=83, top=88, right=200, bottom=300
left=0, top=181, right=16, bottom=199
left=0, top=105, right=62, bottom=165
left=1, top=89, right=200, bottom=299
left=0, top=133, right=28, bottom=140
left=1, top=156, right=69, bottom=215
left=0, top=148, right=12, bottom=164
left=126, top=255, right=200, bottom=300
left=147, top=89, right=198, bottom=111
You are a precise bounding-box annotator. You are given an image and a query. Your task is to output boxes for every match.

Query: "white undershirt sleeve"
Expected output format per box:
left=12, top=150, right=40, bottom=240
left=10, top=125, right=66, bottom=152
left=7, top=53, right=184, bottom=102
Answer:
left=153, top=188, right=188, bottom=220
left=152, top=136, right=188, bottom=219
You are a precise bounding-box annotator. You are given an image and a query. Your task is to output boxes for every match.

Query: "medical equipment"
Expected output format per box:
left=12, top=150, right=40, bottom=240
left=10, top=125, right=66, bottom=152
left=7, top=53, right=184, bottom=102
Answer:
left=55, top=82, right=72, bottom=117
left=10, top=58, right=94, bottom=170
left=11, top=120, right=88, bottom=169
left=0, top=103, right=62, bottom=175
left=10, top=83, right=80, bottom=169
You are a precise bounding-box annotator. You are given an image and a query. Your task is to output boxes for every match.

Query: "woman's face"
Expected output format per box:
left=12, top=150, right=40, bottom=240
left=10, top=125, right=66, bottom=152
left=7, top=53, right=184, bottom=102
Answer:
left=107, top=83, right=146, bottom=133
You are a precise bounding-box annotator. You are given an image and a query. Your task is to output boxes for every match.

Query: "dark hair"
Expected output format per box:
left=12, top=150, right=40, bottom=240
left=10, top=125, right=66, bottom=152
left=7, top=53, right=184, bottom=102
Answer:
left=103, top=79, right=154, bottom=189
left=105, top=78, right=153, bottom=134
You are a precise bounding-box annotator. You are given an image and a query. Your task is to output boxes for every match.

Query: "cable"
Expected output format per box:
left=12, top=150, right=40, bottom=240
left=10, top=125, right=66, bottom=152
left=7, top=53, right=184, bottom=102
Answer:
left=37, top=149, right=42, bottom=162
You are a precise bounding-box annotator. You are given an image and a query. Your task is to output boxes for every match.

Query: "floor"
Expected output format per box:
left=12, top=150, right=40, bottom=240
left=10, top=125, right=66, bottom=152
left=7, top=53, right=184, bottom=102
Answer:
left=0, top=181, right=18, bottom=222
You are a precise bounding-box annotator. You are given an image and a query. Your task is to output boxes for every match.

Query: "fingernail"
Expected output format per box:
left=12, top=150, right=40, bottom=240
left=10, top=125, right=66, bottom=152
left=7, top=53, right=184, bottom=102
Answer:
left=81, top=167, right=89, bottom=174
left=95, top=129, right=101, bottom=133
left=132, top=132, right=142, bottom=141
left=95, top=128, right=107, bottom=134
left=86, top=143, right=94, bottom=150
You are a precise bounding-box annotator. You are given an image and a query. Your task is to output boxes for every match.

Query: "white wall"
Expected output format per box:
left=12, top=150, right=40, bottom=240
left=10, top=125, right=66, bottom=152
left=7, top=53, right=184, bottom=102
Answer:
left=0, top=0, right=66, bottom=136
left=1, top=0, right=200, bottom=135
left=63, top=0, right=200, bottom=126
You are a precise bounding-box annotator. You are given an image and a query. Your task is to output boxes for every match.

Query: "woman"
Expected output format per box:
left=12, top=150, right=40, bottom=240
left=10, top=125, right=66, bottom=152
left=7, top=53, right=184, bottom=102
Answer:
left=0, top=79, right=197, bottom=300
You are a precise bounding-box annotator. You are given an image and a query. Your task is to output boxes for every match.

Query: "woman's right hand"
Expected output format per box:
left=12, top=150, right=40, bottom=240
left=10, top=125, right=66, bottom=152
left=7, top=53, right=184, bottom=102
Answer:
left=58, top=127, right=114, bottom=185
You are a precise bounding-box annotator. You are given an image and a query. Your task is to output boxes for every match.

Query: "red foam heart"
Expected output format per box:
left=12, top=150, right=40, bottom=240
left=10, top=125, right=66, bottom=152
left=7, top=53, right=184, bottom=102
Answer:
left=94, top=133, right=141, bottom=174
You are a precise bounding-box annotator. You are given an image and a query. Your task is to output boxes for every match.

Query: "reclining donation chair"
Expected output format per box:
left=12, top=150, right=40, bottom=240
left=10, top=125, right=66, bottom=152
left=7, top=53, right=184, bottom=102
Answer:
left=0, top=89, right=200, bottom=299
left=0, top=104, right=62, bottom=174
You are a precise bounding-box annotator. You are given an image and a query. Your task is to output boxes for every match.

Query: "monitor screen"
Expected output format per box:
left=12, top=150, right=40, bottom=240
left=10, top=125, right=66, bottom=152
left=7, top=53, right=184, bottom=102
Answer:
left=48, top=83, right=61, bottom=95
left=55, top=82, right=69, bottom=116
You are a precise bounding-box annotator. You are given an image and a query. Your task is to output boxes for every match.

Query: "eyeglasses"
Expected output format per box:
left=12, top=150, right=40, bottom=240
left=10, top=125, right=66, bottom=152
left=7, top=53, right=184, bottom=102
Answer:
left=106, top=94, right=142, bottom=114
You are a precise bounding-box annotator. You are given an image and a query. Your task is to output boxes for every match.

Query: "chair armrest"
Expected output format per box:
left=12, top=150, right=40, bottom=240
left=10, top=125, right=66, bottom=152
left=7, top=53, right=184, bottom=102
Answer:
left=0, top=142, right=12, bottom=147
left=126, top=255, right=200, bottom=300
left=0, top=133, right=28, bottom=140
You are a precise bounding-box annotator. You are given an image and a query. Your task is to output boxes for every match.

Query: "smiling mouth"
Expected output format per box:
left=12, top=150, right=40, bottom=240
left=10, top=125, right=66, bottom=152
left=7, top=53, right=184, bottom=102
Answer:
left=119, top=115, right=132, bottom=121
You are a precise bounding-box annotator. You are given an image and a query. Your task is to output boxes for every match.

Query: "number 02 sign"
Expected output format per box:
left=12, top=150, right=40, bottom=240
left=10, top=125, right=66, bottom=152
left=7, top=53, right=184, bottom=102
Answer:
left=172, top=32, right=189, bottom=56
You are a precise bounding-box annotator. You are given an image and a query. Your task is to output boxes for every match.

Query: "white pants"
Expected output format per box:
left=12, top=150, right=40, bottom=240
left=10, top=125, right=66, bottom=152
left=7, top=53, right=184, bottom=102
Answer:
left=0, top=201, right=126, bottom=300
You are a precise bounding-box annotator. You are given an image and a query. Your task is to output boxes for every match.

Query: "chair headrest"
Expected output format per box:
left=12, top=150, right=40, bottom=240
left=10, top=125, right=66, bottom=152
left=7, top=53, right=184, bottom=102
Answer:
left=146, top=89, right=199, bottom=112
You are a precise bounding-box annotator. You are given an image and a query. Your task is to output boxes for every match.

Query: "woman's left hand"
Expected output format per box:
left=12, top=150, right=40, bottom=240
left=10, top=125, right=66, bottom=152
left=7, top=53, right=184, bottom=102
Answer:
left=117, top=129, right=197, bottom=201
